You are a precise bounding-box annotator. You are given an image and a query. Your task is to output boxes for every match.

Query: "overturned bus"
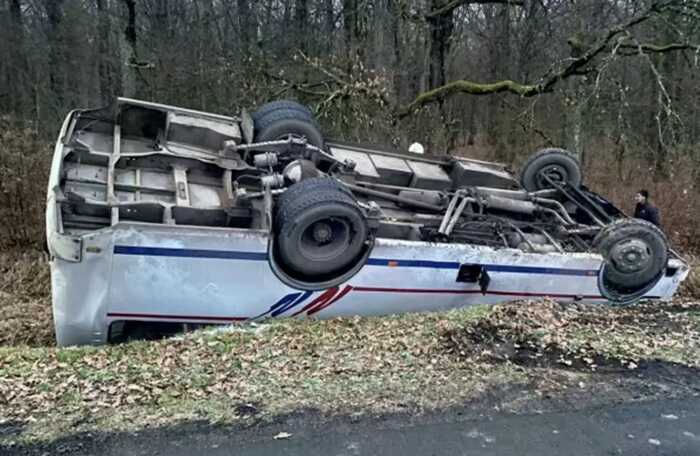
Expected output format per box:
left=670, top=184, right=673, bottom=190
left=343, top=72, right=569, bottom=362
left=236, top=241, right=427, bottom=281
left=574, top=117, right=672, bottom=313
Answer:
left=46, top=98, right=689, bottom=346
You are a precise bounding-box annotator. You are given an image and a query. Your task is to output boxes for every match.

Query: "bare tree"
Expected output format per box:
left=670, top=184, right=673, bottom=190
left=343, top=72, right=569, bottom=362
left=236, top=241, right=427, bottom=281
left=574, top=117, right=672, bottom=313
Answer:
left=120, top=0, right=138, bottom=97
left=0, top=0, right=698, bottom=160
left=399, top=1, right=700, bottom=117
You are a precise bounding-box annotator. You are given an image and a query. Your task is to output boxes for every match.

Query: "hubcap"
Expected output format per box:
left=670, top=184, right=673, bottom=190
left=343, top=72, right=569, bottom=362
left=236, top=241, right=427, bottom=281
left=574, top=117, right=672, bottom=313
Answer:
left=537, top=164, right=568, bottom=188
left=312, top=222, right=333, bottom=243
left=299, top=217, right=351, bottom=262
left=610, top=238, right=651, bottom=273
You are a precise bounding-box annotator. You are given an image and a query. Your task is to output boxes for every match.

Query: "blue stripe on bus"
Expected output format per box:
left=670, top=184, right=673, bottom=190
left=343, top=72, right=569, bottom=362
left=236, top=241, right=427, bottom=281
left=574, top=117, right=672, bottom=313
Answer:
left=366, top=258, right=461, bottom=269
left=483, top=264, right=598, bottom=276
left=366, top=258, right=597, bottom=276
left=113, top=246, right=598, bottom=276
left=113, top=245, right=268, bottom=261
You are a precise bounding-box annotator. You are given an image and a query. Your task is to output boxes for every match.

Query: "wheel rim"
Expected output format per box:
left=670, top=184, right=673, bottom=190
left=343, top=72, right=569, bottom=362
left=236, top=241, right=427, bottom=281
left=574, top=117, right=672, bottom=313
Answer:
left=599, top=233, right=664, bottom=302
left=268, top=236, right=375, bottom=291
left=609, top=238, right=652, bottom=274
left=536, top=164, right=568, bottom=189
left=595, top=220, right=669, bottom=303
left=299, top=217, right=352, bottom=262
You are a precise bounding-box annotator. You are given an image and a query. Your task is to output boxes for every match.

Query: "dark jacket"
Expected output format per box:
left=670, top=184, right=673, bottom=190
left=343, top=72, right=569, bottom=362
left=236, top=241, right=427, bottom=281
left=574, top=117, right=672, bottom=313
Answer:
left=634, top=202, right=660, bottom=226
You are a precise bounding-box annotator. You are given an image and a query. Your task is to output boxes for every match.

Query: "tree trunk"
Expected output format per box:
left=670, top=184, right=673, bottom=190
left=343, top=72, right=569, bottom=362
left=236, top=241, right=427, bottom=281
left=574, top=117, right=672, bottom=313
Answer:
left=467, top=98, right=476, bottom=145
left=282, top=0, right=292, bottom=55
left=427, top=0, right=454, bottom=89
left=388, top=0, right=402, bottom=102
left=96, top=0, right=115, bottom=105
left=343, top=0, right=354, bottom=60
left=46, top=0, right=65, bottom=112
left=324, top=0, right=334, bottom=54
left=9, top=1, right=22, bottom=37
left=237, top=0, right=251, bottom=56
left=567, top=83, right=587, bottom=162
left=343, top=0, right=364, bottom=63
left=121, top=0, right=138, bottom=97
left=8, top=0, right=27, bottom=115
left=294, top=0, right=308, bottom=54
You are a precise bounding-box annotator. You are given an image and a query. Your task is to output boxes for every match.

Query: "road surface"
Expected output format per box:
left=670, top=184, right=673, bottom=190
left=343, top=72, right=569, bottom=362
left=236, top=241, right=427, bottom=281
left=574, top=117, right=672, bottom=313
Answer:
left=6, top=396, right=700, bottom=455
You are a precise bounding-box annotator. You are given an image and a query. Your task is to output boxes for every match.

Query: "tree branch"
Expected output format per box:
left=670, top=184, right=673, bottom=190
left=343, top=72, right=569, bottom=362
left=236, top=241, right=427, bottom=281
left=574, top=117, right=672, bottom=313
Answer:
left=618, top=42, right=700, bottom=54
left=398, top=1, right=677, bottom=117
left=425, top=0, right=524, bottom=20
left=398, top=0, right=523, bottom=22
left=399, top=80, right=539, bottom=116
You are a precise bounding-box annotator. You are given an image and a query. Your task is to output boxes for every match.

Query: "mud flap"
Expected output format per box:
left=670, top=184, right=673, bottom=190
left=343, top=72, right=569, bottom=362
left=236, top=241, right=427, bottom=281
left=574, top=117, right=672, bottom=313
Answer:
left=456, top=264, right=491, bottom=294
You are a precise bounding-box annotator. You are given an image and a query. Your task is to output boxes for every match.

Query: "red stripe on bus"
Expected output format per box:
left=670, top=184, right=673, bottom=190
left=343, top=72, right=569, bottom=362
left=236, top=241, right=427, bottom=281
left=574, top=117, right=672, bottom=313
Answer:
left=351, top=286, right=605, bottom=300
left=106, top=312, right=247, bottom=322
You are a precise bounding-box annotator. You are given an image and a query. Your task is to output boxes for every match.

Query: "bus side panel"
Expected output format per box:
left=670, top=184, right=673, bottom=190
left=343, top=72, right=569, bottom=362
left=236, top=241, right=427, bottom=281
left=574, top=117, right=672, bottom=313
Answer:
left=108, top=225, right=283, bottom=322
left=52, top=230, right=114, bottom=346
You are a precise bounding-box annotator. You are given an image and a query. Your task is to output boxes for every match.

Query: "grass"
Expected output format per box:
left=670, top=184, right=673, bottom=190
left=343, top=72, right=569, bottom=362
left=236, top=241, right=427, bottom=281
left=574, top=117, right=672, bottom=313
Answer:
left=1, top=306, right=523, bottom=443
left=2, top=297, right=700, bottom=444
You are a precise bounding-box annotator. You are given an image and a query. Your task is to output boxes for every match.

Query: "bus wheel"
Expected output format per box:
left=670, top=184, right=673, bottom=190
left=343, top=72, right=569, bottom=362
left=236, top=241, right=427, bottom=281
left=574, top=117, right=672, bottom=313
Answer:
left=594, top=219, right=668, bottom=303
left=274, top=178, right=370, bottom=281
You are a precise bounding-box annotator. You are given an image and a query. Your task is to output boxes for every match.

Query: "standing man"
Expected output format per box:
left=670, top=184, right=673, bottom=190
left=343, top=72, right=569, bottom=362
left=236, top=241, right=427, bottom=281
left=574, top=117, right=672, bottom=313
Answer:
left=634, top=190, right=661, bottom=227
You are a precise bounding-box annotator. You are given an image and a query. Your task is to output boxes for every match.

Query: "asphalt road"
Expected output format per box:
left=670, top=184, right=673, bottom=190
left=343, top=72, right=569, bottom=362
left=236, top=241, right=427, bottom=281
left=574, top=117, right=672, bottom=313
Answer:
left=12, top=396, right=700, bottom=456
left=213, top=398, right=700, bottom=456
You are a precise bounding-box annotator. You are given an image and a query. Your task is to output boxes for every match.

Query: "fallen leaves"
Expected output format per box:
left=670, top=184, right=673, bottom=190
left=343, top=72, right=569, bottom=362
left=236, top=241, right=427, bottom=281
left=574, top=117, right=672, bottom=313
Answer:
left=678, top=257, right=700, bottom=299
left=0, top=251, right=53, bottom=347
left=0, top=304, right=507, bottom=438
left=442, top=298, right=700, bottom=372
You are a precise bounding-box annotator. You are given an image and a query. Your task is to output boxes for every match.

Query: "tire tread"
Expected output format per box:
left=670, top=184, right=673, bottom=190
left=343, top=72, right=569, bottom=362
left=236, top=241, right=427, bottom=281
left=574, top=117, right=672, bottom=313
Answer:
left=520, top=148, right=582, bottom=191
left=252, top=100, right=313, bottom=122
